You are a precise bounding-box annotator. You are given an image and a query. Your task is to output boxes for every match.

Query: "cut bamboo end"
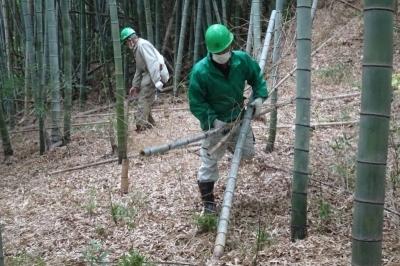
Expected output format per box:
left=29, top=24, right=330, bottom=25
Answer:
left=121, top=159, right=129, bottom=194
left=212, top=245, right=224, bottom=260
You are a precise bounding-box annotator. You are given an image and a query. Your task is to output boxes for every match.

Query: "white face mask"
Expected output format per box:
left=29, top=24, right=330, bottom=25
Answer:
left=212, top=51, right=231, bottom=64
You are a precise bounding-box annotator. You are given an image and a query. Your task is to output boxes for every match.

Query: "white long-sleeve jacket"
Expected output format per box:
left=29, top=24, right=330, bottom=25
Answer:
left=131, top=38, right=169, bottom=90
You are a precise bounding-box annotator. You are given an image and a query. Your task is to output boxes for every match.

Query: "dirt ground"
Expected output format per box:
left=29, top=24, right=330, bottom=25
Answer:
left=1, top=2, right=400, bottom=265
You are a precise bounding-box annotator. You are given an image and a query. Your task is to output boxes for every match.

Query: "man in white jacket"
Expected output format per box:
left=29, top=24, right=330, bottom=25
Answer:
left=120, top=27, right=169, bottom=132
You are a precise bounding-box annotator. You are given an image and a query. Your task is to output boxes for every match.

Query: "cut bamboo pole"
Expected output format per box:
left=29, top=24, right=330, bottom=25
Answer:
left=259, top=10, right=276, bottom=72
left=121, top=159, right=129, bottom=194
left=140, top=124, right=233, bottom=156
left=212, top=105, right=255, bottom=260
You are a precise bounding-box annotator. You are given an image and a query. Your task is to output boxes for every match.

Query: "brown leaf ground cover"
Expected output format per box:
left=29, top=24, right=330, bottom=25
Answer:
left=1, top=2, right=400, bottom=265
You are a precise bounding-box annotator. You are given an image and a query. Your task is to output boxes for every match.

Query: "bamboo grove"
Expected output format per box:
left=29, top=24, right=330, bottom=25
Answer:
left=0, top=0, right=398, bottom=263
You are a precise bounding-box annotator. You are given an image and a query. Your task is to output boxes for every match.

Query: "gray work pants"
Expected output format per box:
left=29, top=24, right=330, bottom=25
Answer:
left=135, top=82, right=156, bottom=129
left=197, top=126, right=255, bottom=183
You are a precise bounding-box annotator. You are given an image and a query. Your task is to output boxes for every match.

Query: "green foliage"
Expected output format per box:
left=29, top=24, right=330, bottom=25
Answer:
left=194, top=213, right=217, bottom=232
left=111, top=202, right=137, bottom=229
left=392, top=73, right=400, bottom=90
left=82, top=240, right=109, bottom=265
left=118, top=250, right=152, bottom=266
left=316, top=198, right=333, bottom=233
left=7, top=252, right=46, bottom=266
left=316, top=63, right=352, bottom=85
left=318, top=199, right=332, bottom=221
left=255, top=228, right=272, bottom=250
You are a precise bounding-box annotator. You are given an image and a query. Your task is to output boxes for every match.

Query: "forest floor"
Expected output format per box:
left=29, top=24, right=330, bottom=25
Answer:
left=1, top=2, right=400, bottom=266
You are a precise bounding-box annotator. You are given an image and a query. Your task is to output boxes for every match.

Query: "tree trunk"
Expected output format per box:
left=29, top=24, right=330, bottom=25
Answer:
left=245, top=3, right=254, bottom=54
left=62, top=0, right=72, bottom=144
left=36, top=0, right=46, bottom=154
left=144, top=0, right=154, bottom=43
left=79, top=0, right=87, bottom=109
left=22, top=0, right=34, bottom=119
left=351, top=1, right=395, bottom=265
left=173, top=0, right=191, bottom=96
left=0, top=0, right=14, bottom=128
left=0, top=93, right=13, bottom=157
left=252, top=0, right=262, bottom=59
left=0, top=225, right=4, bottom=266
left=204, top=0, right=213, bottom=26
left=109, top=0, right=127, bottom=163
left=46, top=0, right=62, bottom=145
left=154, top=0, right=161, bottom=50
left=193, top=0, right=204, bottom=63
left=290, top=0, right=312, bottom=241
left=211, top=0, right=222, bottom=24
left=221, top=0, right=227, bottom=25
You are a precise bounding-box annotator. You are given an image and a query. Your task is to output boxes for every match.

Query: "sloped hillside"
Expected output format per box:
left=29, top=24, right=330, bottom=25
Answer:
left=0, top=1, right=399, bottom=265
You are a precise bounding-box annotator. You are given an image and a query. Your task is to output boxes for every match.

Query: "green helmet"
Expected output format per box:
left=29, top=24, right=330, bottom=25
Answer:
left=120, top=27, right=136, bottom=43
left=205, top=24, right=234, bottom=53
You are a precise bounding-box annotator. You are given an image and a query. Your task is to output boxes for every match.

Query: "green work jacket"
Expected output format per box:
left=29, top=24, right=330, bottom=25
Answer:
left=188, top=51, right=268, bottom=130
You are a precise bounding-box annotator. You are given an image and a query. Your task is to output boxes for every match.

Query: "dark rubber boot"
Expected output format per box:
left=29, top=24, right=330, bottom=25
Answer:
left=198, top=181, right=216, bottom=214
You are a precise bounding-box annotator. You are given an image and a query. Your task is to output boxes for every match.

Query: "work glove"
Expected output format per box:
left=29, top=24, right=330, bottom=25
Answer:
left=155, top=81, right=164, bottom=92
left=213, top=119, right=226, bottom=129
left=213, top=119, right=230, bottom=135
left=250, top=97, right=263, bottom=117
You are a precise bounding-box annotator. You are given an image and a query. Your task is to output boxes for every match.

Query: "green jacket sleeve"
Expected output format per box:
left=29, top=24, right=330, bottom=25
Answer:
left=245, top=53, right=268, bottom=100
left=188, top=67, right=218, bottom=130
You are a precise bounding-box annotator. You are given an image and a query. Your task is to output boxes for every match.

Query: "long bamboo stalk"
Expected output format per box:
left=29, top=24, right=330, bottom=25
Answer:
left=212, top=104, right=255, bottom=260
left=62, top=0, right=73, bottom=144
left=109, top=0, right=127, bottom=163
left=266, top=0, right=285, bottom=152
left=173, top=0, right=191, bottom=95
left=290, top=0, right=312, bottom=241
left=47, top=0, right=62, bottom=144
left=140, top=125, right=231, bottom=156
left=258, top=10, right=276, bottom=73
left=351, top=1, right=395, bottom=264
left=0, top=226, right=3, bottom=266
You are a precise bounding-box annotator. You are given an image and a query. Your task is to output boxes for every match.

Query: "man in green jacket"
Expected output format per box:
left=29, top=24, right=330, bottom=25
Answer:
left=188, top=24, right=268, bottom=215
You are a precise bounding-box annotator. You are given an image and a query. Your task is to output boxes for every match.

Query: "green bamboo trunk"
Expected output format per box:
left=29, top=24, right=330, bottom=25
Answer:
left=46, top=0, right=62, bottom=144
left=144, top=0, right=154, bottom=43
left=0, top=93, right=13, bottom=157
left=22, top=0, right=34, bottom=117
left=173, top=0, right=191, bottom=96
left=193, top=0, right=204, bottom=63
left=36, top=0, right=46, bottom=154
left=109, top=0, right=127, bottom=163
left=79, top=0, right=87, bottom=109
left=252, top=0, right=261, bottom=58
left=352, top=1, right=395, bottom=265
left=290, top=0, right=312, bottom=241
left=266, top=0, right=285, bottom=152
left=62, top=0, right=72, bottom=144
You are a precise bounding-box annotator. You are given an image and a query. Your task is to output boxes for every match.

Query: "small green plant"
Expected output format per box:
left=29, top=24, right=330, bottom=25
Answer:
left=118, top=249, right=152, bottom=266
left=318, top=199, right=332, bottom=221
left=111, top=203, right=137, bottom=229
left=392, top=73, right=400, bottom=90
left=256, top=229, right=272, bottom=250
left=82, top=240, right=109, bottom=265
left=195, top=213, right=217, bottom=233
left=83, top=189, right=97, bottom=216
left=7, top=252, right=46, bottom=266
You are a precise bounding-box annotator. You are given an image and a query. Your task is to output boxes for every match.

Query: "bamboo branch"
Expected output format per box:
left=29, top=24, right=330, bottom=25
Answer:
left=49, top=153, right=139, bottom=175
